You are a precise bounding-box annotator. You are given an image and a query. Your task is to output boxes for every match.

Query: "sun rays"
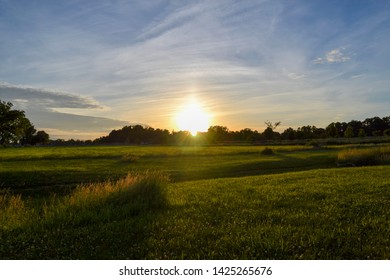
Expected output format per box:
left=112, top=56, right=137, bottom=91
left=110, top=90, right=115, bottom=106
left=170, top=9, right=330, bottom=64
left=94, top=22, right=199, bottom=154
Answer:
left=175, top=98, right=211, bottom=136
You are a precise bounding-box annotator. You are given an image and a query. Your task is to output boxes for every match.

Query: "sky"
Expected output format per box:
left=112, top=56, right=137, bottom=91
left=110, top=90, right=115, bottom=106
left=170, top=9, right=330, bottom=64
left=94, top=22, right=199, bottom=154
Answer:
left=1, top=0, right=389, bottom=140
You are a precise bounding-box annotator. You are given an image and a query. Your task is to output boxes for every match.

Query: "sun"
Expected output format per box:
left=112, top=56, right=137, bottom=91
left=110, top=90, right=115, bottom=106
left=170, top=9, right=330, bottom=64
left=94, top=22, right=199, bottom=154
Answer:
left=176, top=99, right=211, bottom=136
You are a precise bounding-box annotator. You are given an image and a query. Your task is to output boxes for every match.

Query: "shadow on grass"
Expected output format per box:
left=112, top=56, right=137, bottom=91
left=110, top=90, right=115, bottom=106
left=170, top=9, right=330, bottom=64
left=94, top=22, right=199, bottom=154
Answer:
left=134, top=168, right=390, bottom=260
left=1, top=148, right=339, bottom=195
left=170, top=150, right=337, bottom=182
left=0, top=162, right=129, bottom=196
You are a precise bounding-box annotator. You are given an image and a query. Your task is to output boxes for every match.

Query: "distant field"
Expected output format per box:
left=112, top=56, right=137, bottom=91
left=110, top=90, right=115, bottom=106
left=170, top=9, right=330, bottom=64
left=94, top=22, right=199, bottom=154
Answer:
left=0, top=145, right=336, bottom=192
left=0, top=144, right=389, bottom=259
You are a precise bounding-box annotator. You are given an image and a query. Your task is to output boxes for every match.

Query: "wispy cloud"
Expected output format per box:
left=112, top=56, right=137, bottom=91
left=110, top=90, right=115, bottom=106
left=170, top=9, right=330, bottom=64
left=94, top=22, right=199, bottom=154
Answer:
left=313, top=47, right=351, bottom=64
left=0, top=0, right=389, bottom=137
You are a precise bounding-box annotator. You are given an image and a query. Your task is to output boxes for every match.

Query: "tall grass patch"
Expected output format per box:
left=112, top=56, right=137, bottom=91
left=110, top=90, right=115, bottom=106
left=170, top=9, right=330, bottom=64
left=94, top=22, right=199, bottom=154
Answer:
left=0, top=171, right=169, bottom=259
left=0, top=192, right=32, bottom=230
left=337, top=146, right=390, bottom=166
left=43, top=171, right=169, bottom=227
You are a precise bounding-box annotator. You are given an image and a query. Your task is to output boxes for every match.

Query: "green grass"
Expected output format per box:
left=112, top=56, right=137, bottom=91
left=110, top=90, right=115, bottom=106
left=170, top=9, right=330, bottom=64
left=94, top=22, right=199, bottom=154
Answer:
left=0, top=145, right=335, bottom=193
left=0, top=144, right=389, bottom=259
left=337, top=145, right=390, bottom=166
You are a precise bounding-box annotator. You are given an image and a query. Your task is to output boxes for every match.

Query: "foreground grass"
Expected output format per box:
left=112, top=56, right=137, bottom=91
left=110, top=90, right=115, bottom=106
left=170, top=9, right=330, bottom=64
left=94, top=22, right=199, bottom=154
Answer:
left=1, top=166, right=389, bottom=259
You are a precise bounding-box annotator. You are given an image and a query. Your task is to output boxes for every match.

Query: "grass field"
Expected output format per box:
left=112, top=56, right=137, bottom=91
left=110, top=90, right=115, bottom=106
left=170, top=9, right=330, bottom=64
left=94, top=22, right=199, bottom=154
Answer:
left=0, top=144, right=389, bottom=259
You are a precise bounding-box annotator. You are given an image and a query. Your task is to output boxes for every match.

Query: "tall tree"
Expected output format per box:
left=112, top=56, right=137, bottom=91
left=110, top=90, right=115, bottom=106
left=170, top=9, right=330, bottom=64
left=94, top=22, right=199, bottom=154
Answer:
left=0, top=100, right=35, bottom=145
left=34, top=130, right=50, bottom=145
left=207, top=126, right=230, bottom=143
left=344, top=125, right=354, bottom=138
left=281, top=127, right=296, bottom=140
left=264, top=120, right=281, bottom=130
left=263, top=121, right=281, bottom=140
left=363, top=116, right=387, bottom=136
left=0, top=100, right=49, bottom=145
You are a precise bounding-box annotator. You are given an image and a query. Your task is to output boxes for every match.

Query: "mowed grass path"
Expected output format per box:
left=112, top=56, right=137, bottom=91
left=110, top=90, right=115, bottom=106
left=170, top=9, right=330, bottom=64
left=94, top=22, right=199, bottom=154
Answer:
left=0, top=145, right=389, bottom=259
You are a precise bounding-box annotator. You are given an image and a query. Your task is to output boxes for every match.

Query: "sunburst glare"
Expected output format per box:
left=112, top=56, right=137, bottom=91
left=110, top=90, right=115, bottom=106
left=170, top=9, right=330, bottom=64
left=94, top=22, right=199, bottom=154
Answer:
left=175, top=98, right=211, bottom=136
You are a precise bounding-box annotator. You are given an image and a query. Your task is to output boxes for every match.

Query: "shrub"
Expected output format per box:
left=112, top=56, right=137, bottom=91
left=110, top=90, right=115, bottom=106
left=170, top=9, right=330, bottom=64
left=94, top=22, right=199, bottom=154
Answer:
left=261, top=147, right=274, bottom=155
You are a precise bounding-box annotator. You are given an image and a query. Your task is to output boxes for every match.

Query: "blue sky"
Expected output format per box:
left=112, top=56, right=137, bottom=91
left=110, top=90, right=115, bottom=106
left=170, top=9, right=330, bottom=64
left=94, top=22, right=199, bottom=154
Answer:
left=1, top=0, right=389, bottom=139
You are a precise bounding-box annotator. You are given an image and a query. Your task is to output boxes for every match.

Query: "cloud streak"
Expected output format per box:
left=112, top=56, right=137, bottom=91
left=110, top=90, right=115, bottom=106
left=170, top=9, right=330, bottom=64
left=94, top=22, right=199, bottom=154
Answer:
left=0, top=0, right=389, bottom=138
left=0, top=83, right=128, bottom=139
left=0, top=83, right=102, bottom=109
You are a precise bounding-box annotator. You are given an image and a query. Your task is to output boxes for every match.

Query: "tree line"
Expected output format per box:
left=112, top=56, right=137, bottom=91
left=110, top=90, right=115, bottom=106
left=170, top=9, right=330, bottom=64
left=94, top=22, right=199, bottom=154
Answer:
left=94, top=116, right=390, bottom=145
left=1, top=98, right=389, bottom=146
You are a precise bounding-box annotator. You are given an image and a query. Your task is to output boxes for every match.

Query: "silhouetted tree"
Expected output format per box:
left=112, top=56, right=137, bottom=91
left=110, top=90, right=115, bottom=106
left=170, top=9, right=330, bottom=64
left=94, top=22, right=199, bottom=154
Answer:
left=358, top=128, right=366, bottom=137
left=344, top=125, right=354, bottom=138
left=326, top=123, right=338, bottom=138
left=0, top=100, right=38, bottom=145
left=363, top=116, right=387, bottom=136
left=34, top=130, right=50, bottom=145
left=264, top=120, right=281, bottom=130
left=263, top=121, right=281, bottom=140
left=238, top=128, right=257, bottom=142
left=20, top=122, right=37, bottom=145
left=281, top=127, right=296, bottom=140
left=207, top=126, right=230, bottom=143
left=296, top=125, right=317, bottom=139
left=346, top=120, right=363, bottom=136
